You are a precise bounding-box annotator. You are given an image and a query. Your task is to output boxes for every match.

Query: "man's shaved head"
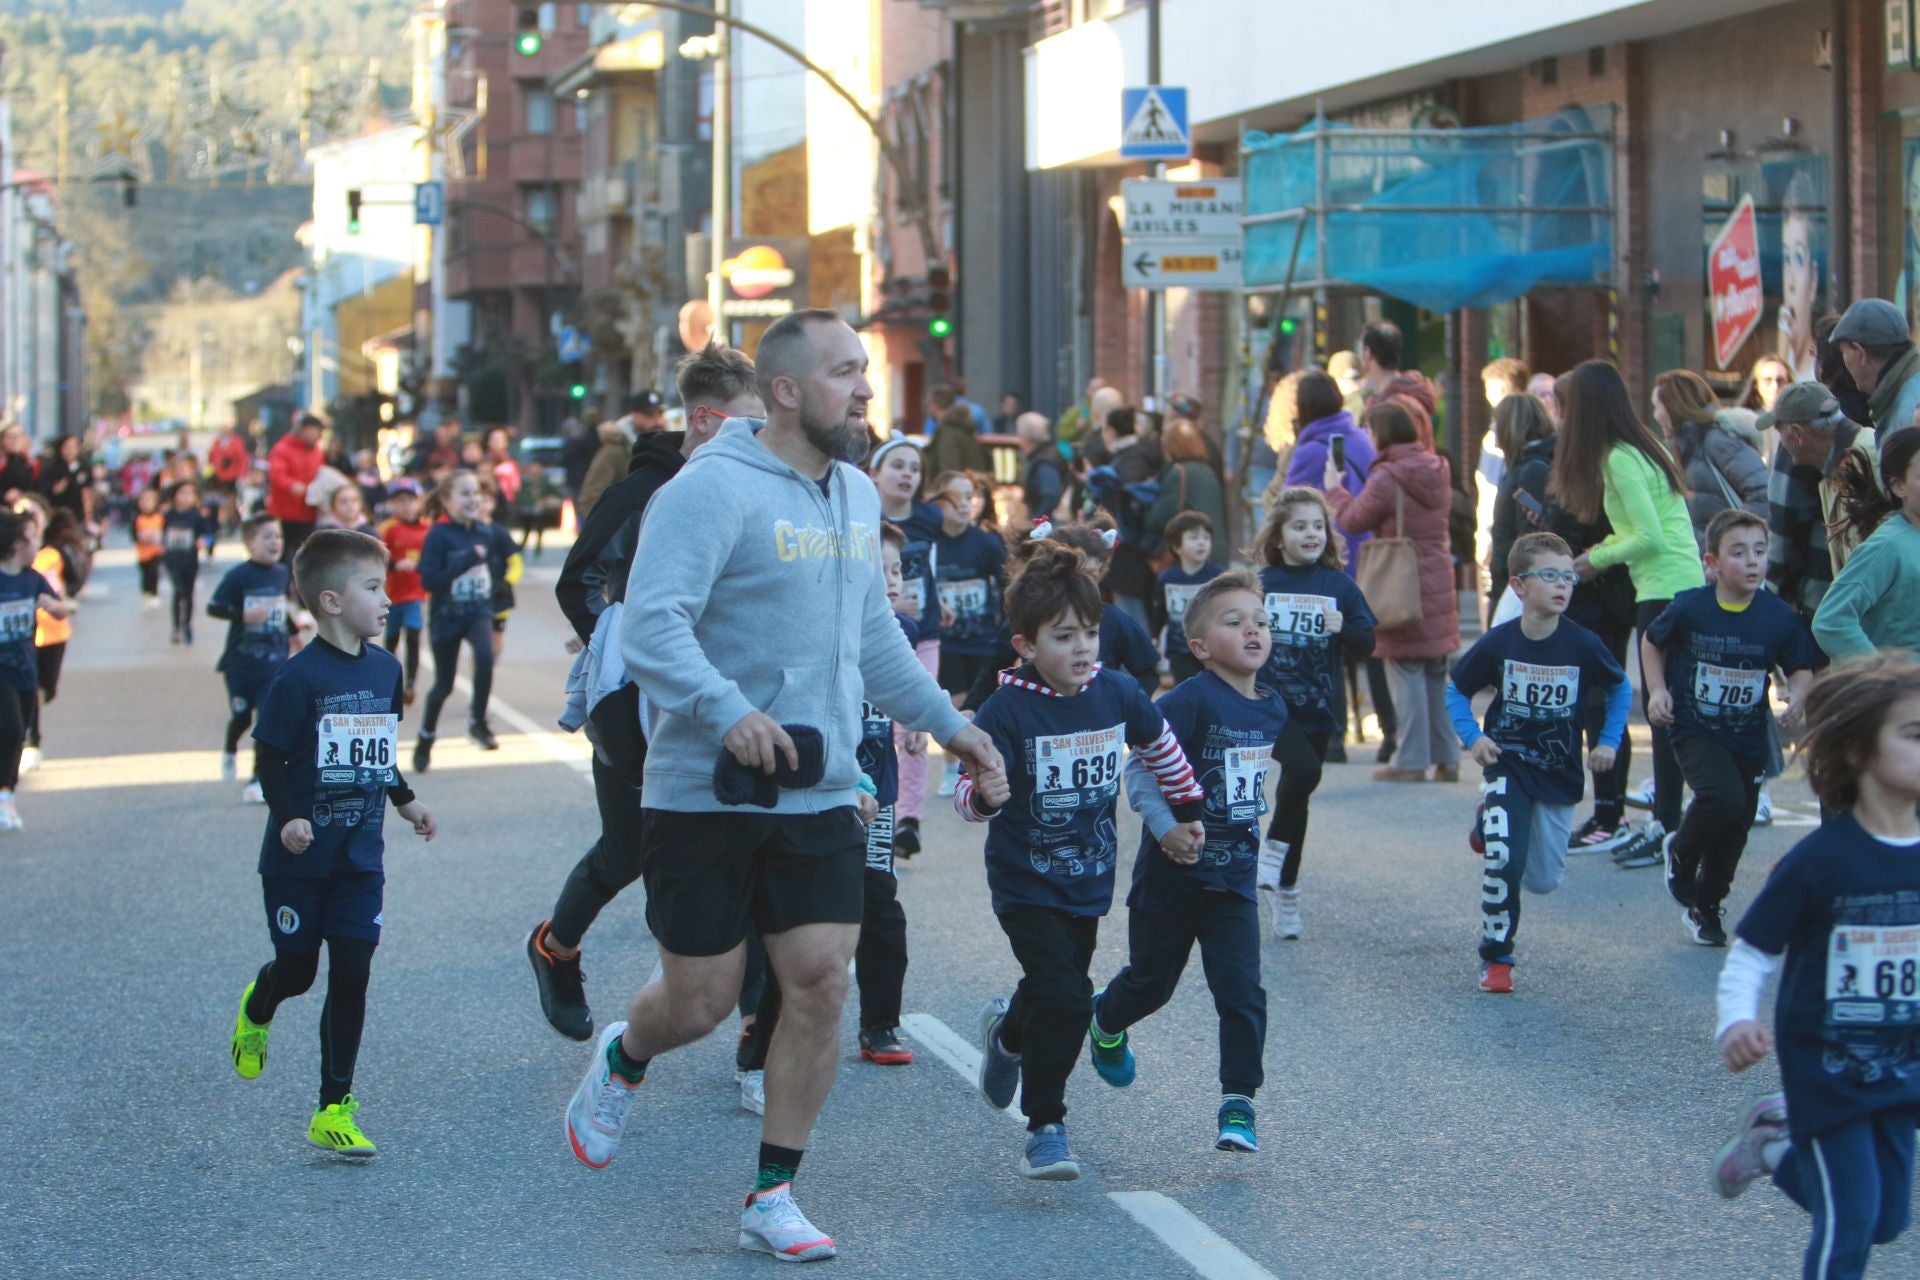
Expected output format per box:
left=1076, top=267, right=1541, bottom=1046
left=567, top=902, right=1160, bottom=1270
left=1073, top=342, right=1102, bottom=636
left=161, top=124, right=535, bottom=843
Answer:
left=755, top=308, right=847, bottom=404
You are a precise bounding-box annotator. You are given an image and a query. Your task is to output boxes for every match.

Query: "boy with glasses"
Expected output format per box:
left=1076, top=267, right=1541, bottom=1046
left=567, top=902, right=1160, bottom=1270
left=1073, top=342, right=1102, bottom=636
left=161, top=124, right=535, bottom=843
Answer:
left=1446, top=533, right=1631, bottom=994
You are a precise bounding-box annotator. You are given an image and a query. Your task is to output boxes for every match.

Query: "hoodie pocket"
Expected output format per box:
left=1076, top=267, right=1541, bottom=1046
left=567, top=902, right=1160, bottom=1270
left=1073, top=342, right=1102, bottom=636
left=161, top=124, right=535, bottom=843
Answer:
left=766, top=665, right=832, bottom=725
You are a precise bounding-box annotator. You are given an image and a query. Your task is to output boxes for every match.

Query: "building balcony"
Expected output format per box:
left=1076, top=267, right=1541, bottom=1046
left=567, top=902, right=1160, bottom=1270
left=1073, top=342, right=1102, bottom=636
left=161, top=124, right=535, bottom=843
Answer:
left=506, top=132, right=582, bottom=185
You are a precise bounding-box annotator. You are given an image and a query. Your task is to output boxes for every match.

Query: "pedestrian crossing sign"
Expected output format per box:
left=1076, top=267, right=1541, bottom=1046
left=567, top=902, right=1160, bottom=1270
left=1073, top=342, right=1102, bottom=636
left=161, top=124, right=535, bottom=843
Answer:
left=1120, top=86, right=1190, bottom=161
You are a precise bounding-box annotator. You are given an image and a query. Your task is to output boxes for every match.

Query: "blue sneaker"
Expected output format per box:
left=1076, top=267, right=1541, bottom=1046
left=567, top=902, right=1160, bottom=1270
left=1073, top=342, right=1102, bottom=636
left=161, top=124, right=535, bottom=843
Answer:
left=1216, top=1095, right=1258, bottom=1153
left=1086, top=991, right=1135, bottom=1087
left=977, top=996, right=1020, bottom=1111
left=1020, top=1124, right=1080, bottom=1181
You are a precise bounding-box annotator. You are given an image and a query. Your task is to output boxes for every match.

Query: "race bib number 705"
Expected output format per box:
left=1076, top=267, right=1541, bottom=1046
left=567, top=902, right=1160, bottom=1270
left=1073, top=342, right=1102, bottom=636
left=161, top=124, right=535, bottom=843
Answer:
left=317, top=713, right=399, bottom=788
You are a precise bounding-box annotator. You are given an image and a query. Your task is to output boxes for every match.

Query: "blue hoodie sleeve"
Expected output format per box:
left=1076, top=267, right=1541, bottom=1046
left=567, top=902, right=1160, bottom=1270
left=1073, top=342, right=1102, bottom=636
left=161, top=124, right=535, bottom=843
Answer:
left=1600, top=678, right=1631, bottom=751
left=1446, top=682, right=1481, bottom=748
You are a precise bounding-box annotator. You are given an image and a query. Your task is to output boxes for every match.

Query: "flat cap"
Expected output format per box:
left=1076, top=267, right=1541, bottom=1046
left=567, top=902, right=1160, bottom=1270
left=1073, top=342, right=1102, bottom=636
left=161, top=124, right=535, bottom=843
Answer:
left=1831, top=298, right=1909, bottom=347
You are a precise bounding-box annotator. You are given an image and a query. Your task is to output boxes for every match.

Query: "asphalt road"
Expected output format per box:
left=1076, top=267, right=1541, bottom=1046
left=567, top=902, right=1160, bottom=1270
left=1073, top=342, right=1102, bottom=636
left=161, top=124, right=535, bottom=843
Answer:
left=3, top=538, right=1909, bottom=1280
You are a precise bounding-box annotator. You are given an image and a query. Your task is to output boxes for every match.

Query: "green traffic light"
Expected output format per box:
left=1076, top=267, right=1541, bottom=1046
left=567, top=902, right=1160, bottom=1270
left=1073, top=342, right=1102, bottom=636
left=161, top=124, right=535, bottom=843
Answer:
left=569, top=382, right=588, bottom=400
left=516, top=31, right=543, bottom=56
left=347, top=219, right=361, bottom=235
left=1280, top=317, right=1298, bottom=335
left=928, top=316, right=953, bottom=339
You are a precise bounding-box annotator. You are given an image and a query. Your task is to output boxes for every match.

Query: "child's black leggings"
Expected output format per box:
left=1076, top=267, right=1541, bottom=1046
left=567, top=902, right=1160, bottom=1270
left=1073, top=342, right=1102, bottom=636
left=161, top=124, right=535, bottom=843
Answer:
left=244, top=937, right=377, bottom=1107
left=1265, top=720, right=1331, bottom=888
left=421, top=614, right=493, bottom=735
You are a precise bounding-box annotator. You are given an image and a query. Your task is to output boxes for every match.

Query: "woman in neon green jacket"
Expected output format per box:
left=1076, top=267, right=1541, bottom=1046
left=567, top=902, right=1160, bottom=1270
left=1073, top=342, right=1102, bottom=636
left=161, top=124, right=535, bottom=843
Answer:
left=1552, top=360, right=1704, bottom=852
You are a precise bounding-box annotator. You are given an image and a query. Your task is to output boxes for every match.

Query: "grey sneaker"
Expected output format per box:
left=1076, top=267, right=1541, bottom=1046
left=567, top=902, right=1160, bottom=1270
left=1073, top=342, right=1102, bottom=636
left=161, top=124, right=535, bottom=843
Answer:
left=1614, top=821, right=1667, bottom=869
left=1216, top=1095, right=1258, bottom=1153
left=977, top=996, right=1021, bottom=1111
left=1020, top=1123, right=1080, bottom=1181
left=1713, top=1094, right=1788, bottom=1199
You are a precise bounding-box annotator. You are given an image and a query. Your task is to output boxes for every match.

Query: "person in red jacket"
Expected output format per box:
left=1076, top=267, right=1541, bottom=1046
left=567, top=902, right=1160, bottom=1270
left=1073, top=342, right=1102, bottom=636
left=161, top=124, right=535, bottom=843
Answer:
left=208, top=425, right=254, bottom=532
left=378, top=478, right=430, bottom=704
left=266, top=415, right=326, bottom=563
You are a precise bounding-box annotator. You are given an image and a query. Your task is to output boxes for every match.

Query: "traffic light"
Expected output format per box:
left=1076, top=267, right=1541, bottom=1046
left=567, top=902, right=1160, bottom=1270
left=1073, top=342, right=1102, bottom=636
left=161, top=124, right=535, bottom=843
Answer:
left=346, top=188, right=363, bottom=234
left=515, top=7, right=543, bottom=56
left=1279, top=316, right=1297, bottom=335
left=569, top=381, right=588, bottom=400
left=926, top=265, right=951, bottom=340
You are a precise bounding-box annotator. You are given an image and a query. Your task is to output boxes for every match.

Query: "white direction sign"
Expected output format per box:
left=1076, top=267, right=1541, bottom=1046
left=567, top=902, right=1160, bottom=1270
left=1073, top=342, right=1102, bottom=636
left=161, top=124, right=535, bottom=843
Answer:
left=1121, top=178, right=1242, bottom=239
left=1122, top=240, right=1243, bottom=290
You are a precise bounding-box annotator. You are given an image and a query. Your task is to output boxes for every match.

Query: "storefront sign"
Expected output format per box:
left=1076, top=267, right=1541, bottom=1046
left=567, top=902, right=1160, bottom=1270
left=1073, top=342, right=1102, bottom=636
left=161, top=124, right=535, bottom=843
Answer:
left=1708, top=195, right=1762, bottom=370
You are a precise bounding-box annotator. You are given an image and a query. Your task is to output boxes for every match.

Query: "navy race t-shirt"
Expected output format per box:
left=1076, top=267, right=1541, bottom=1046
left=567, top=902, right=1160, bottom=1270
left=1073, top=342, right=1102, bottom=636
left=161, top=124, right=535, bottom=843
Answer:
left=970, top=666, right=1172, bottom=917
left=933, top=525, right=1007, bottom=655
left=1158, top=562, right=1224, bottom=663
left=890, top=501, right=944, bottom=644
left=1735, top=812, right=1920, bottom=1142
left=1450, top=616, right=1625, bottom=805
left=0, top=566, right=53, bottom=692
left=1646, top=585, right=1816, bottom=764
left=253, top=641, right=406, bottom=879
left=210, top=559, right=293, bottom=686
left=1256, top=563, right=1375, bottom=737
left=1129, top=670, right=1288, bottom=908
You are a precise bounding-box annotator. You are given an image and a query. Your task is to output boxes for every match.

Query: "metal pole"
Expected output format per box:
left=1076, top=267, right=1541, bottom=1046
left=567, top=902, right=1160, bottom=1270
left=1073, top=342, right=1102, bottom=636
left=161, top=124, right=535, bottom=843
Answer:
left=1147, top=0, right=1165, bottom=409
left=707, top=0, right=729, bottom=343
left=1313, top=97, right=1329, bottom=365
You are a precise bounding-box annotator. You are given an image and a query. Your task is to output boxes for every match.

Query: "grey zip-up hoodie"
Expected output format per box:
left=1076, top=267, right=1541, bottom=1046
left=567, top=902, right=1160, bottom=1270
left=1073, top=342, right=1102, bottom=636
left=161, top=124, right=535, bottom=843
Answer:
left=622, top=417, right=967, bottom=813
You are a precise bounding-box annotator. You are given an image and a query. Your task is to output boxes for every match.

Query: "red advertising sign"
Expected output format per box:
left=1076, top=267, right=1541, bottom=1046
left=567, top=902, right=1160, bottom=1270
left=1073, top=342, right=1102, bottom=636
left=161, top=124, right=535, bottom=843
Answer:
left=1709, top=195, right=1763, bottom=370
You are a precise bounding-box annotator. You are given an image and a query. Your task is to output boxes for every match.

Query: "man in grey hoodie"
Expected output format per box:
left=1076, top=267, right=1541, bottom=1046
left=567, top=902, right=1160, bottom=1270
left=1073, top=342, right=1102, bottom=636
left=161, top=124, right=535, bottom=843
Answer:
left=565, top=309, right=1007, bottom=1262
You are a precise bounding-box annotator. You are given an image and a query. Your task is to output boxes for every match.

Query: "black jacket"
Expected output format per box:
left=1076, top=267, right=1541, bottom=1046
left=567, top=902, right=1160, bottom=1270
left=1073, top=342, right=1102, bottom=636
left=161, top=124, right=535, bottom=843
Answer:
left=555, top=430, right=688, bottom=642
left=1488, top=434, right=1631, bottom=637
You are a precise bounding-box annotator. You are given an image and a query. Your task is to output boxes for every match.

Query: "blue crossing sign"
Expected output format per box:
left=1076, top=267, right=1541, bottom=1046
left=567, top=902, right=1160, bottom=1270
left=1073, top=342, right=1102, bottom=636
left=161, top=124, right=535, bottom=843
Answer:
left=1120, top=86, right=1190, bottom=161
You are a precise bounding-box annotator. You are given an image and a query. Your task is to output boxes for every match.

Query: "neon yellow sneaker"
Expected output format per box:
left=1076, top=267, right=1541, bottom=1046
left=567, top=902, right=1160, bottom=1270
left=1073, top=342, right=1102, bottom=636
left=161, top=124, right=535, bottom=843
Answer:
left=231, top=982, right=270, bottom=1080
left=307, top=1096, right=377, bottom=1158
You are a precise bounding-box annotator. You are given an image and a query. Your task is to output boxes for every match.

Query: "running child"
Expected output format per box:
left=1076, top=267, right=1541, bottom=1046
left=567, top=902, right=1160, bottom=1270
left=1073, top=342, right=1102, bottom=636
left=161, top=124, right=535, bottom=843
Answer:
left=958, top=539, right=1205, bottom=1180
left=207, top=513, right=293, bottom=804
left=871, top=437, right=942, bottom=857
left=163, top=479, right=213, bottom=644
left=28, top=507, right=87, bottom=773
left=1252, top=488, right=1375, bottom=939
left=1089, top=570, right=1285, bottom=1152
left=377, top=478, right=428, bottom=705
left=1446, top=532, right=1630, bottom=994
left=476, top=479, right=523, bottom=660
left=1157, top=510, right=1224, bottom=685
left=133, top=488, right=164, bottom=609
left=413, top=471, right=511, bottom=768
left=931, top=470, right=1008, bottom=794
left=1642, top=508, right=1816, bottom=946
left=0, top=508, right=74, bottom=830
left=1711, top=653, right=1920, bottom=1279
left=226, top=529, right=435, bottom=1158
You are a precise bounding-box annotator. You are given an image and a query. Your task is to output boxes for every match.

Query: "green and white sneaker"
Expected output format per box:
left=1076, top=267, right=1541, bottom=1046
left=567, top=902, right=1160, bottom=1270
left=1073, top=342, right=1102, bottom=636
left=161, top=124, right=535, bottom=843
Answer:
left=230, top=982, right=269, bottom=1080
left=1216, top=1095, right=1258, bottom=1153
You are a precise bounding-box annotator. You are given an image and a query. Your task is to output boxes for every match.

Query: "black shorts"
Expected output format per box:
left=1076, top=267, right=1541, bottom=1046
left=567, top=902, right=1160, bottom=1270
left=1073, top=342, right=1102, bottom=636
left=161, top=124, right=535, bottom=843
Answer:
left=938, top=649, right=993, bottom=698
left=261, top=872, right=384, bottom=953
left=640, top=807, right=866, bottom=957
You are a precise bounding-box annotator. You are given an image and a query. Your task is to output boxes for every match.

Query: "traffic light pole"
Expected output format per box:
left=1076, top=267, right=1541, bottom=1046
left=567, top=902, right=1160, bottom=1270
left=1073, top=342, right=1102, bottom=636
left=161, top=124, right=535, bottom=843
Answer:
left=1147, top=0, right=1166, bottom=410
left=708, top=0, right=729, bottom=344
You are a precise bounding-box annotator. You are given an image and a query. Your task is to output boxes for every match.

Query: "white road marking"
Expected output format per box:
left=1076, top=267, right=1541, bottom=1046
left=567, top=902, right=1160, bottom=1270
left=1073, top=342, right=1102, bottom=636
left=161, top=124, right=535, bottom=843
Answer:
left=899, top=1012, right=1024, bottom=1123
left=1107, top=1192, right=1280, bottom=1280
left=413, top=646, right=594, bottom=781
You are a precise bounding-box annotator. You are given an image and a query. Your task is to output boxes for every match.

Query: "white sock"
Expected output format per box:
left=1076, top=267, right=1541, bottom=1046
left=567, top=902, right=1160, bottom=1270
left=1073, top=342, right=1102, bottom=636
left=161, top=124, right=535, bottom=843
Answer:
left=1257, top=840, right=1287, bottom=890
left=1761, top=1138, right=1790, bottom=1173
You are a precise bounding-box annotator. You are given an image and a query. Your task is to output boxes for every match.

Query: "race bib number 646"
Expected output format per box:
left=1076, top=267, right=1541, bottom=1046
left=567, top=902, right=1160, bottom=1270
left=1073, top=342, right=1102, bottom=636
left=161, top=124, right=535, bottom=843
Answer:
left=318, top=713, right=399, bottom=787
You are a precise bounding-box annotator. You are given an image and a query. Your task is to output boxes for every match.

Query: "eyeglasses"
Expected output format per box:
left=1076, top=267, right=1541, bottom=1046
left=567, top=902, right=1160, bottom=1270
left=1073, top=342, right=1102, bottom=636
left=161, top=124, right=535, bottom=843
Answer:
left=1515, top=568, right=1578, bottom=586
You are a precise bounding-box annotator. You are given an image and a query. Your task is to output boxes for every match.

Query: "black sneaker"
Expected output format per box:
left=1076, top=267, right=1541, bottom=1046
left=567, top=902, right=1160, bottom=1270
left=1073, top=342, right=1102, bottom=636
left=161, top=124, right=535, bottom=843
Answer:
left=1684, top=905, right=1728, bottom=947
left=1568, top=815, right=1632, bottom=855
left=1325, top=740, right=1349, bottom=764
left=893, top=816, right=921, bottom=859
left=1614, top=822, right=1667, bottom=869
left=469, top=720, right=499, bottom=751
left=859, top=1025, right=914, bottom=1066
left=1664, top=831, right=1694, bottom=908
left=1375, top=739, right=1396, bottom=765
left=526, top=922, right=593, bottom=1040
left=413, top=733, right=434, bottom=773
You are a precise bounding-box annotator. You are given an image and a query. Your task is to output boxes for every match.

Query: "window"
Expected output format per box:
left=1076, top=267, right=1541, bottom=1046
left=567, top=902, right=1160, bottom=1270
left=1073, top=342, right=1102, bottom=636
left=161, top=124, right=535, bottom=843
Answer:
left=526, top=186, right=558, bottom=235
left=526, top=87, right=555, bottom=135
left=538, top=3, right=557, bottom=30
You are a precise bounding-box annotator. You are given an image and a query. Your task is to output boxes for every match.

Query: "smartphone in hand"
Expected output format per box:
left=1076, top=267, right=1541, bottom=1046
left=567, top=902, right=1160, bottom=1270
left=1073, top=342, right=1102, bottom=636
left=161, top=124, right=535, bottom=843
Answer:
left=1329, top=433, right=1347, bottom=476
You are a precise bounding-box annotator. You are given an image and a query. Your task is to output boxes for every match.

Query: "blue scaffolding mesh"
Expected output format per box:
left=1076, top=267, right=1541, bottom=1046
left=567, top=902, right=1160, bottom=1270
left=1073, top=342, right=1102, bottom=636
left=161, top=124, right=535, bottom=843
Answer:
left=1242, top=107, right=1615, bottom=313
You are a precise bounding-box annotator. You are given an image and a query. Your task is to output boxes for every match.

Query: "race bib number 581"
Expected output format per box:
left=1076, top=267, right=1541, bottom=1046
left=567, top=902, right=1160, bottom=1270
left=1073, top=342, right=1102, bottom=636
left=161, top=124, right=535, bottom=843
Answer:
left=318, top=713, right=399, bottom=788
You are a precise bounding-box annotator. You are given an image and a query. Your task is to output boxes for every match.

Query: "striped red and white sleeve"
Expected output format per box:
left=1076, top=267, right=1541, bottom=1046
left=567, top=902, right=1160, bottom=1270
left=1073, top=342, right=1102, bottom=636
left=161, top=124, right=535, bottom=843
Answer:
left=1133, top=722, right=1204, bottom=806
left=954, top=773, right=994, bottom=822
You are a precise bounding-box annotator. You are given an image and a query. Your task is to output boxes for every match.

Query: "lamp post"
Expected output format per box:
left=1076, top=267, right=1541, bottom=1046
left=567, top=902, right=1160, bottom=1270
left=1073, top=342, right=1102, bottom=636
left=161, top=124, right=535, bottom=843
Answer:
left=679, top=12, right=729, bottom=345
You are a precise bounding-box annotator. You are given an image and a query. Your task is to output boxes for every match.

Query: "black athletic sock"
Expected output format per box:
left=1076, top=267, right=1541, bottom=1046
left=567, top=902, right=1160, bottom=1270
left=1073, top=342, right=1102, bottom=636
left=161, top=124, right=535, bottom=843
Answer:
left=756, top=1142, right=804, bottom=1192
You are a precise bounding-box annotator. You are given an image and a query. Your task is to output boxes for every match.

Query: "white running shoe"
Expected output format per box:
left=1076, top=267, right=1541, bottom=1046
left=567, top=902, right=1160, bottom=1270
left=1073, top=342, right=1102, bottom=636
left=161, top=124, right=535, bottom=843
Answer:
left=220, top=752, right=237, bottom=782
left=738, top=1068, right=766, bottom=1116
left=0, top=793, right=20, bottom=831
left=1255, top=839, right=1287, bottom=892
left=739, top=1183, right=836, bottom=1263
left=242, top=780, right=265, bottom=805
left=566, top=1020, right=641, bottom=1169
left=1623, top=778, right=1657, bottom=810
left=1753, top=789, right=1773, bottom=827
left=1272, top=888, right=1302, bottom=940
left=19, top=746, right=40, bottom=774
left=937, top=760, right=961, bottom=797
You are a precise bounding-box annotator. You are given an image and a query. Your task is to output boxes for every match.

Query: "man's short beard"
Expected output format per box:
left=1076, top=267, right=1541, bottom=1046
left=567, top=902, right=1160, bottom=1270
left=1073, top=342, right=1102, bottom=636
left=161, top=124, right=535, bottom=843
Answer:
left=800, top=410, right=867, bottom=465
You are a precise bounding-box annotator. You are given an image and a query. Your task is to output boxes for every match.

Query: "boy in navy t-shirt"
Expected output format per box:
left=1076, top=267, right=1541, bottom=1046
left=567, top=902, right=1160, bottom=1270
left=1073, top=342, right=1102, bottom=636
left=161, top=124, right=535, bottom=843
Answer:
left=1447, top=533, right=1629, bottom=994
left=1090, top=570, right=1287, bottom=1153
left=207, top=512, right=294, bottom=804
left=226, top=529, right=436, bottom=1159
left=1711, top=655, right=1920, bottom=1279
left=162, top=479, right=213, bottom=645
left=956, top=539, right=1204, bottom=1181
left=0, top=508, right=72, bottom=832
left=1644, top=508, right=1816, bottom=947
left=1157, top=510, right=1224, bottom=685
